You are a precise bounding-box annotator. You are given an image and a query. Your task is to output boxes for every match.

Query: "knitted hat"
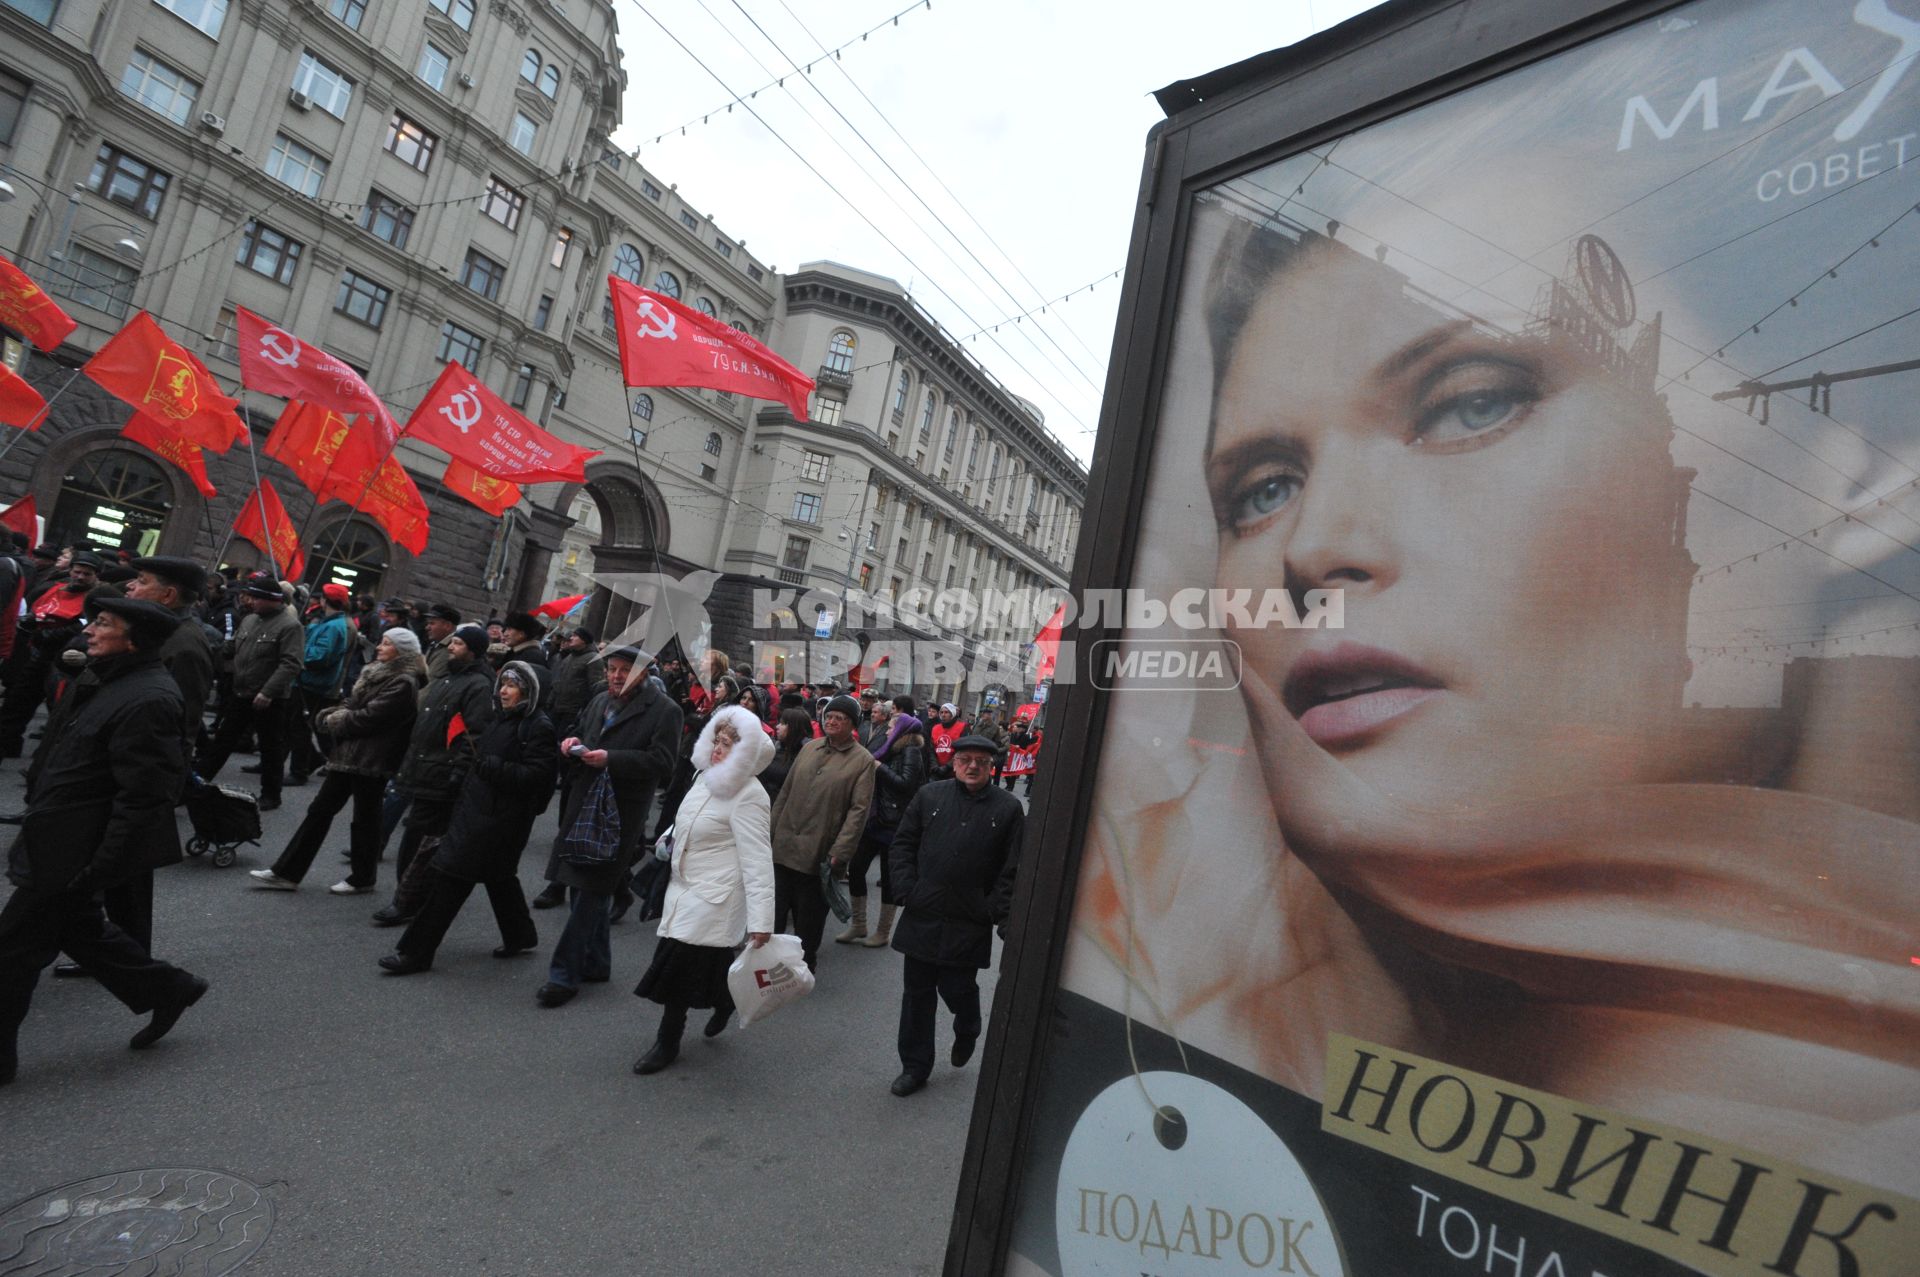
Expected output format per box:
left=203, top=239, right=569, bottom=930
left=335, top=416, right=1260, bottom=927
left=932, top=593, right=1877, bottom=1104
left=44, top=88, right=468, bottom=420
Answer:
left=451, top=623, right=489, bottom=656
left=382, top=626, right=422, bottom=655
left=823, top=694, right=862, bottom=723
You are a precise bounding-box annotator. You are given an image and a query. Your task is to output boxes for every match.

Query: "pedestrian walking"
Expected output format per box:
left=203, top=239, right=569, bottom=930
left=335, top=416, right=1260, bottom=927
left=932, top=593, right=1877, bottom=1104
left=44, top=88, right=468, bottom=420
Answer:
left=0, top=552, right=99, bottom=758
left=758, top=707, right=812, bottom=801
left=421, top=603, right=461, bottom=681
left=547, top=627, right=604, bottom=739
left=631, top=704, right=775, bottom=1074
left=768, top=694, right=874, bottom=972
left=489, top=612, right=552, bottom=702
left=839, top=695, right=928, bottom=949
left=286, top=583, right=352, bottom=786
left=535, top=645, right=680, bottom=1007
left=928, top=703, right=967, bottom=779
left=1, top=598, right=209, bottom=1086
left=194, top=573, right=303, bottom=810
left=378, top=661, right=556, bottom=974
left=248, top=630, right=424, bottom=893
left=887, top=734, right=1024, bottom=1097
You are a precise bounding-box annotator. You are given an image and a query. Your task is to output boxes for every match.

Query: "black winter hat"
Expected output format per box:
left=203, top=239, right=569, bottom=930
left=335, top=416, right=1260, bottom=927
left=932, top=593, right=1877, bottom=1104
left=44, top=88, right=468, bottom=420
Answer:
left=90, top=596, right=182, bottom=650
left=502, top=610, right=547, bottom=639
left=427, top=603, right=461, bottom=625
left=130, top=555, right=209, bottom=599
left=823, top=694, right=862, bottom=723
left=452, top=624, right=489, bottom=657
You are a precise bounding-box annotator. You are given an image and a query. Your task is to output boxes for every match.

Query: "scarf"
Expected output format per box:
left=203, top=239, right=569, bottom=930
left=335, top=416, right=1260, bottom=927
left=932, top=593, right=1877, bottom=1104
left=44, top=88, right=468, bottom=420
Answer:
left=873, top=713, right=924, bottom=760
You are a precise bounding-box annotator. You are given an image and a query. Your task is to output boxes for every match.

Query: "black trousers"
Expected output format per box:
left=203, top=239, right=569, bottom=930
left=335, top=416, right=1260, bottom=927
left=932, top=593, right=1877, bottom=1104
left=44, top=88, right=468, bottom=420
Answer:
left=395, top=796, right=455, bottom=880
left=272, top=771, right=387, bottom=886
left=285, top=688, right=335, bottom=780
left=0, top=647, right=53, bottom=753
left=0, top=884, right=200, bottom=1045
left=848, top=826, right=895, bottom=904
left=396, top=869, right=536, bottom=962
left=771, top=864, right=829, bottom=971
left=103, top=871, right=154, bottom=952
left=196, top=696, right=289, bottom=798
left=897, top=955, right=981, bottom=1081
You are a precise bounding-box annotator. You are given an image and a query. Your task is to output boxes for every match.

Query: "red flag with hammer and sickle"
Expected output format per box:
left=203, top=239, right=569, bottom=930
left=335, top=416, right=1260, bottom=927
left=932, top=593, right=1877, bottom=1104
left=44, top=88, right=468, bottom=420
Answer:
left=609, top=276, right=814, bottom=420
left=0, top=256, right=78, bottom=353
left=442, top=458, right=521, bottom=517
left=0, top=363, right=48, bottom=431
left=236, top=308, right=398, bottom=453
left=232, top=479, right=305, bottom=580
left=84, top=312, right=246, bottom=452
left=403, top=361, right=598, bottom=484
left=122, top=413, right=217, bottom=498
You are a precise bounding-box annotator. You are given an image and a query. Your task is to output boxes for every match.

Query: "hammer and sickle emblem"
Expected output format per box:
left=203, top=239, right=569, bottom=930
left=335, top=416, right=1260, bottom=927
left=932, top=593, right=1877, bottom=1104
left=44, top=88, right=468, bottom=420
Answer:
left=439, top=385, right=484, bottom=435
left=260, top=330, right=302, bottom=368
left=634, top=299, right=677, bottom=342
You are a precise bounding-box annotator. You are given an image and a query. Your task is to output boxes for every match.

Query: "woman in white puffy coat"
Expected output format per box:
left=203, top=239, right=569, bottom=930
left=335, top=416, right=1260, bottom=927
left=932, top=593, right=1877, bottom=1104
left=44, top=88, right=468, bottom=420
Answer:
left=632, top=703, right=775, bottom=1074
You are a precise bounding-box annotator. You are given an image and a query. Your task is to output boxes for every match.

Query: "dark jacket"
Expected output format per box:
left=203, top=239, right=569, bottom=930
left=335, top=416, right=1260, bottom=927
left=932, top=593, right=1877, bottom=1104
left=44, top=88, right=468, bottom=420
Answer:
left=492, top=640, right=551, bottom=702
left=548, top=646, right=604, bottom=728
left=397, top=658, right=494, bottom=800
left=434, top=665, right=558, bottom=883
left=759, top=745, right=804, bottom=802
left=314, top=654, right=424, bottom=778
left=542, top=678, right=681, bottom=895
left=871, top=727, right=930, bottom=830
left=230, top=604, right=304, bottom=699
left=159, top=607, right=214, bottom=746
left=889, top=778, right=1024, bottom=969
left=9, top=651, right=185, bottom=893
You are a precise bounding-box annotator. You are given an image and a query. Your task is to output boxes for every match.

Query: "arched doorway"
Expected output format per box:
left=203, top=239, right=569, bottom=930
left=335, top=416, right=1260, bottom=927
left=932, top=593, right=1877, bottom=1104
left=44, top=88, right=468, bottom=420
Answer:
left=540, top=490, right=604, bottom=601
left=304, top=517, right=390, bottom=598
left=538, top=464, right=670, bottom=639
left=50, top=446, right=173, bottom=556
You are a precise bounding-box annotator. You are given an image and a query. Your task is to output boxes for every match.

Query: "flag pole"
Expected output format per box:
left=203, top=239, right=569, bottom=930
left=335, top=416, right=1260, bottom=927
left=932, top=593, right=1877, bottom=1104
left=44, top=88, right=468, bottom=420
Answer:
left=238, top=404, right=282, bottom=579
left=316, top=426, right=408, bottom=578
left=0, top=366, right=85, bottom=464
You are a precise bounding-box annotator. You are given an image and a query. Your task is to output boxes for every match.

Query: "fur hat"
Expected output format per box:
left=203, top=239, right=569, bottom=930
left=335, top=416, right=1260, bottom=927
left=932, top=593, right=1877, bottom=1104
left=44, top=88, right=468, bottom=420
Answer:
left=502, top=610, right=547, bottom=639
left=692, top=703, right=775, bottom=797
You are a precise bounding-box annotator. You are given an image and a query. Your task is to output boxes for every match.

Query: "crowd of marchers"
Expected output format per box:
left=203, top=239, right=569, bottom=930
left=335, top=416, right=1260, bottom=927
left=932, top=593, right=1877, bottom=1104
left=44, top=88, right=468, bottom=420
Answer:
left=0, top=541, right=1036, bottom=1097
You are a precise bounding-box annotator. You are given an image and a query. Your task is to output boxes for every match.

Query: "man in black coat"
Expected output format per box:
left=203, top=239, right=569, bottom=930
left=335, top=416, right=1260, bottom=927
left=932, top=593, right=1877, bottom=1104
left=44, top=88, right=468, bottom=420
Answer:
left=887, top=734, right=1023, bottom=1097
left=0, top=598, right=210, bottom=1086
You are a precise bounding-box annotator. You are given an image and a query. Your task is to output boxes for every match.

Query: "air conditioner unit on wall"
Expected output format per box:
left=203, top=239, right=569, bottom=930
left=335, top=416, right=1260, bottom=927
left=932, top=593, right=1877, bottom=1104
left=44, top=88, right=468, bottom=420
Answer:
left=288, top=90, right=313, bottom=111
left=459, top=73, right=475, bottom=88
left=199, top=111, right=225, bottom=133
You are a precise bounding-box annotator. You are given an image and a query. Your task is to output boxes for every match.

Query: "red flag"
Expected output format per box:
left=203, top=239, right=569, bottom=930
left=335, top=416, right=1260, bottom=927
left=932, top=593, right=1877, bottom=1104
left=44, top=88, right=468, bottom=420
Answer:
left=403, top=362, right=597, bottom=484
left=446, top=711, right=467, bottom=748
left=532, top=592, right=589, bottom=619
left=0, top=494, right=36, bottom=542
left=122, top=413, right=217, bottom=498
left=609, top=277, right=814, bottom=419
left=356, top=454, right=431, bottom=556
left=236, top=308, right=397, bottom=452
left=84, top=313, right=246, bottom=452
left=0, top=256, right=78, bottom=352
left=1033, top=604, right=1066, bottom=682
left=442, top=458, right=521, bottom=517
left=265, top=401, right=383, bottom=503
left=232, top=479, right=305, bottom=580
left=0, top=363, right=47, bottom=430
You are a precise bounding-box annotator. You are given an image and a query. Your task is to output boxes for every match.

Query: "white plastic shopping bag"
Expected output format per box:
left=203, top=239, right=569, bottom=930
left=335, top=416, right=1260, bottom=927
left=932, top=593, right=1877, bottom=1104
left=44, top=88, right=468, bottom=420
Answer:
left=727, top=933, right=815, bottom=1027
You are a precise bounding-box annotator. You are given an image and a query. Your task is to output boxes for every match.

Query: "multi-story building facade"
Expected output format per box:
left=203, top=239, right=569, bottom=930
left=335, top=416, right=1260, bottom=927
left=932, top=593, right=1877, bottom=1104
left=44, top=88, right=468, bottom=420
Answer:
left=0, top=0, right=1085, bottom=702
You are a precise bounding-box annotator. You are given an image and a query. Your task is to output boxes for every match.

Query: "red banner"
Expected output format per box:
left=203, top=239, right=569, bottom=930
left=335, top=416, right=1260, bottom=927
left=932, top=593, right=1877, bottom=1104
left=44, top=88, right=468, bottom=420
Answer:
left=441, top=458, right=521, bottom=517
left=232, top=479, right=304, bottom=581
left=235, top=308, right=397, bottom=452
left=122, top=412, right=217, bottom=498
left=532, top=591, right=589, bottom=619
left=264, top=401, right=383, bottom=504
left=0, top=363, right=47, bottom=431
left=403, top=362, right=597, bottom=484
left=358, top=454, right=430, bottom=556
left=609, top=276, right=814, bottom=420
left=1033, top=604, right=1065, bottom=682
left=0, top=256, right=78, bottom=353
left=84, top=312, right=246, bottom=452
left=0, top=494, right=36, bottom=543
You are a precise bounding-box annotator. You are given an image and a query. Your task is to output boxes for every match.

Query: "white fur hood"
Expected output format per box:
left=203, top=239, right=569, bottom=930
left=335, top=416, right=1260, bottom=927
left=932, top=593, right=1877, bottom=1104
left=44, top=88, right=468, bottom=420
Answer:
left=691, top=704, right=774, bottom=800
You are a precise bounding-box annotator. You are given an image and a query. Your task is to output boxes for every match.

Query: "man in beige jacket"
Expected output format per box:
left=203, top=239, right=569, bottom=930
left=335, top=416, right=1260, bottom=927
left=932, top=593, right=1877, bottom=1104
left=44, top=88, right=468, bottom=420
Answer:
left=769, top=694, right=874, bottom=971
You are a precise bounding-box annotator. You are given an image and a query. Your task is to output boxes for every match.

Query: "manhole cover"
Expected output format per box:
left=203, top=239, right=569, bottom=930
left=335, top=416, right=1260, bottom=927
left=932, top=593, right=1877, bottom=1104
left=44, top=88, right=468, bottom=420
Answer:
left=0, top=1169, right=271, bottom=1275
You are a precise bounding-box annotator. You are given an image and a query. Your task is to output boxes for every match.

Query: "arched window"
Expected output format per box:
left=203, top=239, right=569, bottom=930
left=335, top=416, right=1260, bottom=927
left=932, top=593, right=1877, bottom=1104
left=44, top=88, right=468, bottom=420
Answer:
left=653, top=270, right=681, bottom=298
left=612, top=243, right=644, bottom=283
left=694, top=296, right=716, bottom=317
left=729, top=319, right=750, bottom=333
left=704, top=431, right=722, bottom=456
left=304, top=517, right=389, bottom=596
left=918, top=389, right=936, bottom=436
left=892, top=370, right=911, bottom=414
left=631, top=392, right=654, bottom=420
left=51, top=446, right=174, bottom=556
left=965, top=425, right=982, bottom=477
left=825, top=330, right=856, bottom=374
left=538, top=64, right=559, bottom=98
left=943, top=409, right=960, bottom=461
left=520, top=50, right=541, bottom=84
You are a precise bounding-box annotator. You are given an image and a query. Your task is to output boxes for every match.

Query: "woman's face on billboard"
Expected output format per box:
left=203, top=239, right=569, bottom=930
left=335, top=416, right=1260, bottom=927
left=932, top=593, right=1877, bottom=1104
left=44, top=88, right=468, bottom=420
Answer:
left=1207, top=236, right=1691, bottom=810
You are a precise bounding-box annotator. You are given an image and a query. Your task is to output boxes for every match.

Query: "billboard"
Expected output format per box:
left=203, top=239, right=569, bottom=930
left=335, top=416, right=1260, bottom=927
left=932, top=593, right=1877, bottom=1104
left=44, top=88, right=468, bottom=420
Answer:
left=952, top=2, right=1920, bottom=1274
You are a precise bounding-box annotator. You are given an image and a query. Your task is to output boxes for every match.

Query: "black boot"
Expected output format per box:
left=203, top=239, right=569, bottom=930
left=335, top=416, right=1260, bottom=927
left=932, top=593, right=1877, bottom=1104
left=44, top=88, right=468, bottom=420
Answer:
left=635, top=1005, right=687, bottom=1073
left=532, top=884, right=565, bottom=909
left=130, top=976, right=209, bottom=1050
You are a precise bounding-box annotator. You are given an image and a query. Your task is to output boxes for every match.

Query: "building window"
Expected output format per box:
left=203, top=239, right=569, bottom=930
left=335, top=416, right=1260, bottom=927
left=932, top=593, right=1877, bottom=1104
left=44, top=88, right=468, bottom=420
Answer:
left=892, top=370, right=911, bottom=416
left=481, top=176, right=525, bottom=230
left=601, top=298, right=615, bottom=334
left=641, top=179, right=662, bottom=200
left=679, top=209, right=699, bottom=231
left=460, top=249, right=504, bottom=301
left=550, top=227, right=572, bottom=268
left=921, top=551, right=933, bottom=579
left=814, top=396, right=844, bottom=427
left=326, top=0, right=365, bottom=30
left=50, top=447, right=172, bottom=557
left=416, top=42, right=450, bottom=92
left=209, top=304, right=239, bottom=362
left=918, top=390, right=936, bottom=436
left=120, top=50, right=199, bottom=126
left=612, top=243, right=645, bottom=284
left=87, top=144, right=171, bottom=219
left=358, top=189, right=414, bottom=248
left=0, top=71, right=24, bottom=146
left=747, top=265, right=763, bottom=282
left=944, top=410, right=962, bottom=462
left=2, top=0, right=56, bottom=24
left=714, top=238, right=733, bottom=258
left=48, top=245, right=136, bottom=318
left=630, top=427, right=648, bottom=449
left=508, top=111, right=537, bottom=155
left=866, top=522, right=880, bottom=551
left=631, top=392, right=653, bottom=420
left=965, top=427, right=982, bottom=477
left=704, top=431, right=721, bottom=456
left=520, top=49, right=542, bottom=84
left=688, top=297, right=713, bottom=318
left=533, top=294, right=554, bottom=331
left=235, top=220, right=302, bottom=284
left=895, top=536, right=909, bottom=564
left=730, top=319, right=750, bottom=334
left=266, top=134, right=328, bottom=196
left=825, top=330, right=855, bottom=374
left=384, top=114, right=436, bottom=171
left=699, top=463, right=716, bottom=481
left=335, top=270, right=390, bottom=327
left=801, top=449, right=831, bottom=482
left=437, top=321, right=483, bottom=370
left=428, top=0, right=473, bottom=29
left=791, top=492, right=822, bottom=524
left=294, top=50, right=353, bottom=117
left=783, top=534, right=810, bottom=572
left=509, top=363, right=535, bottom=409
left=155, top=0, right=227, bottom=38
left=653, top=270, right=680, bottom=299
left=539, top=65, right=559, bottom=98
